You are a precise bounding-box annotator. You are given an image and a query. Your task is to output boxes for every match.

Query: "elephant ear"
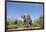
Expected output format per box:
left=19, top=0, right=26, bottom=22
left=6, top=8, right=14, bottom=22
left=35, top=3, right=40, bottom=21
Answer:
left=21, top=14, right=25, bottom=19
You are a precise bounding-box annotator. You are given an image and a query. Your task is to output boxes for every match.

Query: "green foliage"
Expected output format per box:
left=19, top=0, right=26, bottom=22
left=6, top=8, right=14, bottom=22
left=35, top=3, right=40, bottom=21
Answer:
left=14, top=20, right=18, bottom=24
left=32, top=16, right=44, bottom=28
left=7, top=16, right=44, bottom=29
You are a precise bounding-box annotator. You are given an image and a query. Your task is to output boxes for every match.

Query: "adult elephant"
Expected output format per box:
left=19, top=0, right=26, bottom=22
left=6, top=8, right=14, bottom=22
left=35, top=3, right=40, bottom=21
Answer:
left=21, top=13, right=32, bottom=27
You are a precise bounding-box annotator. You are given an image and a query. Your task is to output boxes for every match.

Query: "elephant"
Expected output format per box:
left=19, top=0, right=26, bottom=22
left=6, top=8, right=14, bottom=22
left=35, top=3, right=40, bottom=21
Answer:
left=21, top=13, right=32, bottom=28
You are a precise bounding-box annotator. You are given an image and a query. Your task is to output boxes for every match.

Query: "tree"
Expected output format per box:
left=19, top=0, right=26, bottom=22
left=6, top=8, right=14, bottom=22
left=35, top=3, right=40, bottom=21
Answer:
left=14, top=19, right=18, bottom=25
left=32, top=16, right=44, bottom=28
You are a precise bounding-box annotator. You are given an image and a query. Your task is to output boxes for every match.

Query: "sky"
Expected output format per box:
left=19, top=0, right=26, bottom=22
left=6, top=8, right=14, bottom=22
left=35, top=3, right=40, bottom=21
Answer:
left=7, top=2, right=43, bottom=20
